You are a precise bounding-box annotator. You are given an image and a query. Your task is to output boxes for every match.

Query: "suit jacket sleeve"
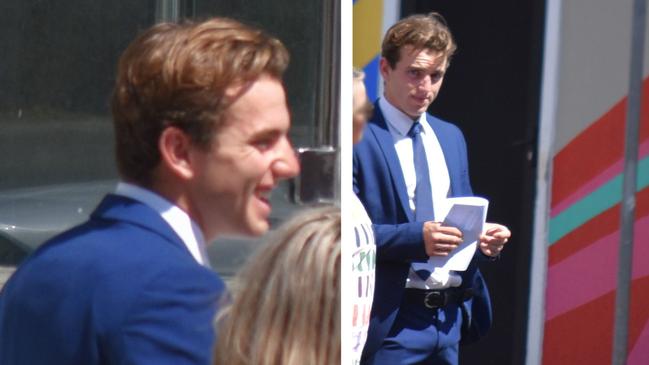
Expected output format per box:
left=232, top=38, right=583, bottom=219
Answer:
left=353, top=146, right=429, bottom=263
left=370, top=223, right=429, bottom=263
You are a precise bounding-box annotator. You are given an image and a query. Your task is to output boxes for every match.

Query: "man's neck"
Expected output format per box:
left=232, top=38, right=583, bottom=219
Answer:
left=382, top=93, right=420, bottom=121
left=115, top=182, right=210, bottom=266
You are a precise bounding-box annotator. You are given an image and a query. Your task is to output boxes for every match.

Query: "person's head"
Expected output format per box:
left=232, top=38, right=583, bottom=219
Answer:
left=379, top=12, right=456, bottom=119
left=352, top=69, right=372, bottom=144
left=214, top=205, right=341, bottom=365
left=112, top=18, right=300, bottom=240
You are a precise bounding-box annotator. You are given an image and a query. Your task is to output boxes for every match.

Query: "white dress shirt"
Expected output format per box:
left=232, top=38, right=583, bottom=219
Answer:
left=115, top=182, right=210, bottom=267
left=379, top=97, right=461, bottom=290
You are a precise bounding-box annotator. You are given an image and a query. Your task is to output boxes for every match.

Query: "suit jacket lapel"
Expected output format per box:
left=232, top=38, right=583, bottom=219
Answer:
left=369, top=105, right=415, bottom=222
left=90, top=194, right=189, bottom=252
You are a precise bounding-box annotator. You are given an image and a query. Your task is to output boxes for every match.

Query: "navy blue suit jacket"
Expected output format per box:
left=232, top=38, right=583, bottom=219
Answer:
left=0, top=194, right=225, bottom=365
left=353, top=104, right=493, bottom=359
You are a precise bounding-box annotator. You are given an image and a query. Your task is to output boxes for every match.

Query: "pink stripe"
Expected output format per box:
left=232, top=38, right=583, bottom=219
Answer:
left=550, top=160, right=622, bottom=217
left=545, top=231, right=618, bottom=321
left=545, top=215, right=649, bottom=321
left=551, top=140, right=649, bottom=218
left=629, top=321, right=649, bottom=365
left=632, top=223, right=649, bottom=278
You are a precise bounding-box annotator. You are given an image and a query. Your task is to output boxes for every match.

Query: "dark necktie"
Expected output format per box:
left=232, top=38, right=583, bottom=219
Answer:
left=409, top=122, right=435, bottom=282
left=409, top=122, right=435, bottom=222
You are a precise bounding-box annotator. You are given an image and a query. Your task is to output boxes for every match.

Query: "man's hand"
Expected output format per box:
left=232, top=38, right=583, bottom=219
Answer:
left=479, top=223, right=511, bottom=257
left=423, top=221, right=463, bottom=257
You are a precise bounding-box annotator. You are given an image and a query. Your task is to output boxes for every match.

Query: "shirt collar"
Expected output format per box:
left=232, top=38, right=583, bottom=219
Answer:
left=379, top=97, right=428, bottom=137
left=114, top=182, right=208, bottom=266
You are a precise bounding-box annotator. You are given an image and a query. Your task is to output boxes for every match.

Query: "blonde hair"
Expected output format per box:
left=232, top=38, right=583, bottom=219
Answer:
left=214, top=206, right=341, bottom=365
left=353, top=68, right=366, bottom=107
left=353, top=67, right=365, bottom=82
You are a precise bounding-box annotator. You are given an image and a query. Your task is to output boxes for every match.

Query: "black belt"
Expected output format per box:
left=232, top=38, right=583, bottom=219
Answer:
left=404, top=287, right=474, bottom=309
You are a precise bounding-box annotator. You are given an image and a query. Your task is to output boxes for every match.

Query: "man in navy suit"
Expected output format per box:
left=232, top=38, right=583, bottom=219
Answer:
left=354, top=13, right=511, bottom=365
left=0, top=18, right=299, bottom=365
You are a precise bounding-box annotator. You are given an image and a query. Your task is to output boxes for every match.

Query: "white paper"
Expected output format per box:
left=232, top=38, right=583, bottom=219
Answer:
left=426, top=196, right=489, bottom=271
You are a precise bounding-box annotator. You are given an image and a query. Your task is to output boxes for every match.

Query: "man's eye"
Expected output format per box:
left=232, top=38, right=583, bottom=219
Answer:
left=430, top=72, right=444, bottom=82
left=252, top=138, right=277, bottom=151
left=407, top=69, right=422, bottom=78
left=254, top=140, right=271, bottom=150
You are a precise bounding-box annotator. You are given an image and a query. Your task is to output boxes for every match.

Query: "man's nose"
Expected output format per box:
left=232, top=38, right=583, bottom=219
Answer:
left=419, top=74, right=434, bottom=89
left=272, top=139, right=300, bottom=179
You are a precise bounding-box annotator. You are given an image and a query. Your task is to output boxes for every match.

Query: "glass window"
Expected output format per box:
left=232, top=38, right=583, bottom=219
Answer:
left=0, top=0, right=338, bottom=282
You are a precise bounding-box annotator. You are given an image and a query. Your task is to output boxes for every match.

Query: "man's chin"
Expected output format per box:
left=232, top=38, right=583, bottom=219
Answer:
left=246, top=218, right=270, bottom=237
left=404, top=106, right=427, bottom=118
left=415, top=106, right=430, bottom=115
left=216, top=217, right=269, bottom=238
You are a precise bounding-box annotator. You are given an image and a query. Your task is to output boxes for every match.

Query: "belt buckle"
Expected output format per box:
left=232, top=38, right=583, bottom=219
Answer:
left=424, top=291, right=446, bottom=309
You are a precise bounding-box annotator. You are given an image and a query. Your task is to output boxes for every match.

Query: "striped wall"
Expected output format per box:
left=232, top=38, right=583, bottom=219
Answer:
left=537, top=0, right=649, bottom=362
left=353, top=0, right=381, bottom=101
left=529, top=0, right=649, bottom=363
left=543, top=78, right=649, bottom=364
left=528, top=0, right=649, bottom=365
left=352, top=0, right=398, bottom=101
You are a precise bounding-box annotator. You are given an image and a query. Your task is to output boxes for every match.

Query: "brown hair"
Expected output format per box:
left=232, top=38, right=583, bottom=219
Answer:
left=213, top=206, right=341, bottom=365
left=382, top=12, right=456, bottom=69
left=111, top=18, right=289, bottom=186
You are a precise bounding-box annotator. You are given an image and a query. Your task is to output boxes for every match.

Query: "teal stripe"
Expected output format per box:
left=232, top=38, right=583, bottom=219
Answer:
left=549, top=176, right=622, bottom=244
left=548, top=155, right=649, bottom=245
left=638, top=156, right=649, bottom=188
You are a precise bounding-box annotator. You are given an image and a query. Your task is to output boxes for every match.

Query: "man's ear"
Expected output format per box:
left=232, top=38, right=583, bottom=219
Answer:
left=379, top=57, right=392, bottom=79
left=158, top=126, right=195, bottom=180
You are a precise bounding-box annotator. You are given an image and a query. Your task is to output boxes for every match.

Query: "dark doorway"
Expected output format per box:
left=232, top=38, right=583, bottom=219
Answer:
left=400, top=1, right=546, bottom=364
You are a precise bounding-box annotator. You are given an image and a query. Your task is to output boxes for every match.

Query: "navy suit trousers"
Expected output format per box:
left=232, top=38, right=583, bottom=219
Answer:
left=366, top=295, right=462, bottom=365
